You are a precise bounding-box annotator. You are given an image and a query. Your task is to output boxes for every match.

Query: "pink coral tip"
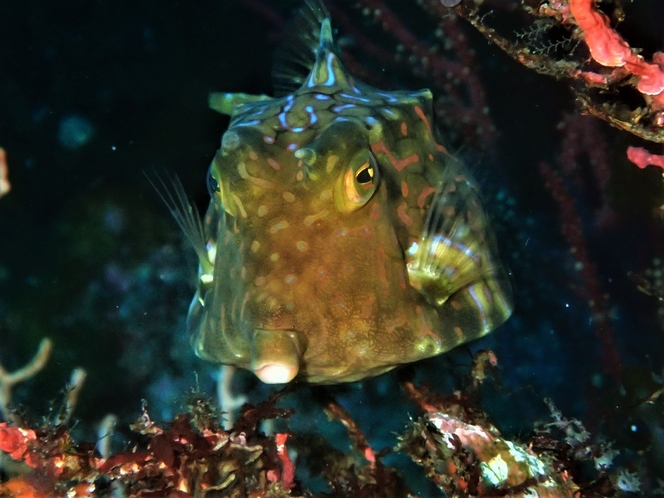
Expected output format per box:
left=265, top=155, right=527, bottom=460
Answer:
left=627, top=146, right=664, bottom=170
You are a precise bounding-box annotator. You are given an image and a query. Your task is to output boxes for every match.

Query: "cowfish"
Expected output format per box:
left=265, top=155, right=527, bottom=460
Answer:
left=169, top=0, right=513, bottom=385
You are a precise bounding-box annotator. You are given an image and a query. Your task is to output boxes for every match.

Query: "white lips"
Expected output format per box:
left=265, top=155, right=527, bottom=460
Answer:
left=253, top=363, right=298, bottom=384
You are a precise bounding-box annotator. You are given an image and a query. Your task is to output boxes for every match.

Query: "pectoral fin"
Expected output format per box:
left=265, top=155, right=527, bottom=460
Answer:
left=406, top=169, right=513, bottom=337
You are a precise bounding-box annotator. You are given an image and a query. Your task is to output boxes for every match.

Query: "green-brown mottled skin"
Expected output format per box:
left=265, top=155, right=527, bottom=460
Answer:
left=185, top=2, right=512, bottom=384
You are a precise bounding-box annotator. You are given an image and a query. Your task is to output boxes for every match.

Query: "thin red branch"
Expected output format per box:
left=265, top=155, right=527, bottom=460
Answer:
left=539, top=161, right=622, bottom=381
left=324, top=399, right=376, bottom=467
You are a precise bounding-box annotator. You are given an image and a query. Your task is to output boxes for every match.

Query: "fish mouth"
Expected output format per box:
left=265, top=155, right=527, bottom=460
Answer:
left=250, top=329, right=306, bottom=384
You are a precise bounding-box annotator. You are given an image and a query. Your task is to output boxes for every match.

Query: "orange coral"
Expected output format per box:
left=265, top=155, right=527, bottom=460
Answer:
left=0, top=423, right=36, bottom=462
left=0, top=148, right=9, bottom=198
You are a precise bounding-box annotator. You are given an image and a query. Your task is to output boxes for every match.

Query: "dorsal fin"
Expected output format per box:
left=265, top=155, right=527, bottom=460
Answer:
left=271, top=0, right=338, bottom=96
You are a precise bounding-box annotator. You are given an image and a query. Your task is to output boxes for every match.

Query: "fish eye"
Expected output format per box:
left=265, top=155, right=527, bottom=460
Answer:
left=207, top=166, right=237, bottom=216
left=355, top=162, right=375, bottom=184
left=336, top=149, right=380, bottom=212
left=207, top=167, right=221, bottom=197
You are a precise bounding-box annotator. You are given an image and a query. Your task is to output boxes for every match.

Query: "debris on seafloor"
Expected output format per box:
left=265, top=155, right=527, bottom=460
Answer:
left=0, top=390, right=300, bottom=497
left=395, top=380, right=639, bottom=497
left=0, top=386, right=411, bottom=497
left=0, top=348, right=655, bottom=497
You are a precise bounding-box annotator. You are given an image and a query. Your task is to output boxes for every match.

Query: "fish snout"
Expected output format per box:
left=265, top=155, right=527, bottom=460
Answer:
left=250, top=329, right=306, bottom=384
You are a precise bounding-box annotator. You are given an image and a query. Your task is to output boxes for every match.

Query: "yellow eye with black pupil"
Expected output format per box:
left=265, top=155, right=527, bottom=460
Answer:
left=356, top=163, right=374, bottom=184
left=335, top=149, right=380, bottom=213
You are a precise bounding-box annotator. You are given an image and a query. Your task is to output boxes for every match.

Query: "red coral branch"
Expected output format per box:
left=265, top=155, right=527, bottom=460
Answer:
left=568, top=0, right=664, bottom=109
left=538, top=161, right=621, bottom=381
left=274, top=433, right=295, bottom=490
left=359, top=0, right=495, bottom=146
left=324, top=398, right=376, bottom=467
left=627, top=146, right=664, bottom=170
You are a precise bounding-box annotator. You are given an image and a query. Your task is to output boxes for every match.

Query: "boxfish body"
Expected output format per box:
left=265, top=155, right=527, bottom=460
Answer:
left=170, top=0, right=513, bottom=384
